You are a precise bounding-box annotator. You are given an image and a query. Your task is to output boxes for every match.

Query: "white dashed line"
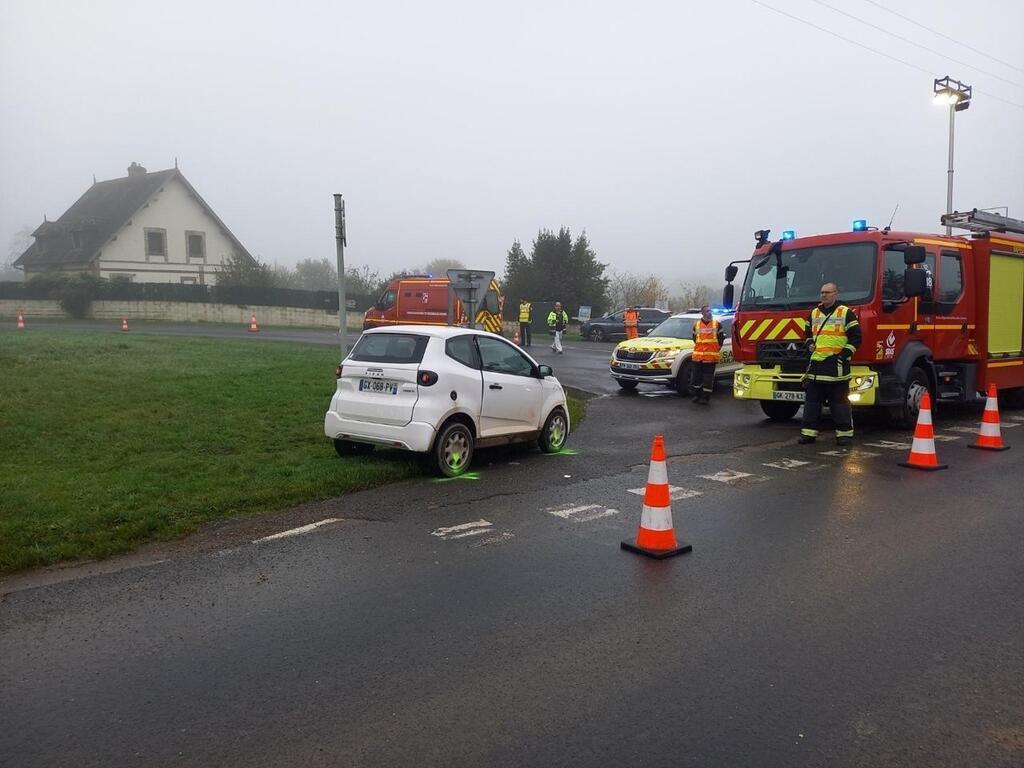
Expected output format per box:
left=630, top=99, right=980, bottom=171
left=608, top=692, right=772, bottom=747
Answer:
left=864, top=440, right=911, bottom=450
left=762, top=458, right=813, bottom=470
left=627, top=486, right=702, bottom=500
left=698, top=469, right=764, bottom=483
left=430, top=520, right=493, bottom=539
left=470, top=532, right=516, bottom=547
left=253, top=518, right=342, bottom=543
left=999, top=422, right=1021, bottom=428
left=932, top=434, right=961, bottom=442
left=546, top=503, right=620, bottom=522
left=943, top=426, right=981, bottom=434
left=819, top=449, right=881, bottom=457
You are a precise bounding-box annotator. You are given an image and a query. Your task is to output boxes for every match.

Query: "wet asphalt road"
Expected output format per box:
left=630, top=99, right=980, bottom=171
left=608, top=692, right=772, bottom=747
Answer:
left=2, top=323, right=1023, bottom=767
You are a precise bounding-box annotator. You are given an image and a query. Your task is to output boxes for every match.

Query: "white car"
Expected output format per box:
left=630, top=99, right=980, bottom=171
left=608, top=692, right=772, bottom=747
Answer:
left=324, top=326, right=570, bottom=476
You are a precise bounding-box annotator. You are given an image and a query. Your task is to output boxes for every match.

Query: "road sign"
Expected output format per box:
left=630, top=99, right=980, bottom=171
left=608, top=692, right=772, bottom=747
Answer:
left=446, top=269, right=495, bottom=330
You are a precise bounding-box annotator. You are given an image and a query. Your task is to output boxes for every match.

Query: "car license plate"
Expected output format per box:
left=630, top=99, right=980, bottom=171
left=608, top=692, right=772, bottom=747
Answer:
left=359, top=378, right=398, bottom=395
left=618, top=362, right=640, bottom=369
left=773, top=390, right=805, bottom=402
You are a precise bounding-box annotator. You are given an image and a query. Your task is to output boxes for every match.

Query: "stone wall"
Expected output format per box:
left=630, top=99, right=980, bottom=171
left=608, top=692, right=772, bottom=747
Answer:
left=0, top=299, right=363, bottom=330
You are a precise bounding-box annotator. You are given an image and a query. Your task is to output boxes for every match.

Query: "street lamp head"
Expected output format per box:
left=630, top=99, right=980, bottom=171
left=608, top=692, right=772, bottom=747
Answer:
left=933, top=75, right=971, bottom=108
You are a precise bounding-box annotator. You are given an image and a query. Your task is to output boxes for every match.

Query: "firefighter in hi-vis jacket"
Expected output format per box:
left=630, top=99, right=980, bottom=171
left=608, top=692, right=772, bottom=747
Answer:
left=690, top=305, right=725, bottom=404
left=518, top=300, right=532, bottom=347
left=799, top=282, right=862, bottom=445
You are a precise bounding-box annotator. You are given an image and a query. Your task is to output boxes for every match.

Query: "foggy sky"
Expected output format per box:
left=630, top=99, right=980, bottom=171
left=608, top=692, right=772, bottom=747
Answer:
left=1, top=0, right=1022, bottom=289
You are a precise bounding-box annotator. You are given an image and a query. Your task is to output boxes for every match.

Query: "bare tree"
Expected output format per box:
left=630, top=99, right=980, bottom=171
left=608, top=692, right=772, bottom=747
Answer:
left=672, top=280, right=714, bottom=311
left=606, top=269, right=668, bottom=308
left=2, top=225, right=33, bottom=281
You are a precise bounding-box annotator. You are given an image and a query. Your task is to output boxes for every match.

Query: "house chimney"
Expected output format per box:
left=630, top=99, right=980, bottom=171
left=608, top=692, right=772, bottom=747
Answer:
left=127, top=162, right=147, bottom=177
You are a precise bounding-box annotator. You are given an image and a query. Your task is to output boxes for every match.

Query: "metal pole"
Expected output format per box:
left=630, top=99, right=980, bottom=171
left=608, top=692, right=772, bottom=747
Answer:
left=946, top=104, right=955, bottom=236
left=334, top=194, right=348, bottom=358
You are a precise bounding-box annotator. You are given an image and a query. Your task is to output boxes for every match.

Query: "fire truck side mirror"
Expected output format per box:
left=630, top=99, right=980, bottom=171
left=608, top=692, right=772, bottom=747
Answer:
left=722, top=283, right=735, bottom=309
left=903, top=267, right=929, bottom=298
left=725, top=265, right=739, bottom=282
left=902, top=245, right=927, bottom=265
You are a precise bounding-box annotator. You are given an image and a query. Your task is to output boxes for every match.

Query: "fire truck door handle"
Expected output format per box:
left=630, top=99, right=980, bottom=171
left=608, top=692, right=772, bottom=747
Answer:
left=961, top=322, right=968, bottom=333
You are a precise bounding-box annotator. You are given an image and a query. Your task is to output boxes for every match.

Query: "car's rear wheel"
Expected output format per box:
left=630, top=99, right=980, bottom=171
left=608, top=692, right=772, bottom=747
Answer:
left=760, top=401, right=801, bottom=421
left=674, top=360, right=692, bottom=395
left=589, top=327, right=606, bottom=342
left=538, top=408, right=569, bottom=453
left=616, top=379, right=637, bottom=391
left=432, top=422, right=474, bottom=477
left=333, top=439, right=374, bottom=457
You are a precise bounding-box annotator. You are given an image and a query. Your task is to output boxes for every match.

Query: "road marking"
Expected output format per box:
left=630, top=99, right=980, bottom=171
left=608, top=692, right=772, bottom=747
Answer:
left=627, top=486, right=702, bottom=500
left=932, top=434, right=961, bottom=442
left=819, top=449, right=881, bottom=457
left=640, top=391, right=675, bottom=397
left=470, top=532, right=515, bottom=547
left=253, top=518, right=342, bottom=543
left=864, top=440, right=911, bottom=450
left=430, top=520, right=493, bottom=539
left=698, top=469, right=765, bottom=483
left=943, top=426, right=980, bottom=434
left=546, top=503, right=620, bottom=522
left=1008, top=415, right=1024, bottom=422
left=1000, top=422, right=1021, bottom=428
left=762, top=458, right=813, bottom=470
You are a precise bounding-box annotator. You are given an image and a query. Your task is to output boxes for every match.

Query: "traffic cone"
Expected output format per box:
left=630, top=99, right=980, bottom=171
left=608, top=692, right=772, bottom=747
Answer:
left=621, top=435, right=692, bottom=559
left=16, top=309, right=25, bottom=329
left=121, top=318, right=129, bottom=332
left=898, top=392, right=948, bottom=471
left=968, top=384, right=1010, bottom=452
left=248, top=313, right=259, bottom=333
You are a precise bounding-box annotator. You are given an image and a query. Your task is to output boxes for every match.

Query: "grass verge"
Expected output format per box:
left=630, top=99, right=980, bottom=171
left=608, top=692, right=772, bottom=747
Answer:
left=0, top=330, right=586, bottom=573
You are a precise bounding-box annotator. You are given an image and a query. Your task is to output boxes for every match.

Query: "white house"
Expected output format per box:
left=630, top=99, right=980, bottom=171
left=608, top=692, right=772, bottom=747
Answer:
left=15, top=162, right=254, bottom=284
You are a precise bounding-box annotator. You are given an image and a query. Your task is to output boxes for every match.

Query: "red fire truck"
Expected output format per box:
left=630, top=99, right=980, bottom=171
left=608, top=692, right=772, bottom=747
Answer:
left=724, top=209, right=1024, bottom=427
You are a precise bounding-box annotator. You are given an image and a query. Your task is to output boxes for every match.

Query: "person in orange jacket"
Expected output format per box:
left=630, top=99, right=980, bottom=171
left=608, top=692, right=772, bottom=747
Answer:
left=624, top=306, right=640, bottom=340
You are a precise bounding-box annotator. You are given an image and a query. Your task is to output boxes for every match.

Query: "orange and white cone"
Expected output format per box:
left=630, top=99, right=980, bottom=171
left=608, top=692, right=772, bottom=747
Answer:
left=969, top=384, right=1010, bottom=452
left=621, top=434, right=692, bottom=559
left=16, top=309, right=25, bottom=329
left=898, top=392, right=948, bottom=471
left=121, top=318, right=129, bottom=332
left=248, top=313, right=259, bottom=333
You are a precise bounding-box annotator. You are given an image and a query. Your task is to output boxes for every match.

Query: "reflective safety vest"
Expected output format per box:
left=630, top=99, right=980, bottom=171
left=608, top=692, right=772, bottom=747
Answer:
left=692, top=318, right=722, bottom=363
left=810, top=305, right=852, bottom=360
left=518, top=302, right=532, bottom=322
left=624, top=309, right=639, bottom=328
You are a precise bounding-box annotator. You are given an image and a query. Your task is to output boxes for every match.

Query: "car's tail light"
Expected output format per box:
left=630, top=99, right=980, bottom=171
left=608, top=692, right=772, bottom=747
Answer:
left=418, top=370, right=438, bottom=386
left=335, top=364, right=344, bottom=379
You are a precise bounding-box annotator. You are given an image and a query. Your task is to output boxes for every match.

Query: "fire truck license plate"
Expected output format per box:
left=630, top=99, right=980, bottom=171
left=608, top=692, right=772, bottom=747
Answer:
left=773, top=391, right=805, bottom=402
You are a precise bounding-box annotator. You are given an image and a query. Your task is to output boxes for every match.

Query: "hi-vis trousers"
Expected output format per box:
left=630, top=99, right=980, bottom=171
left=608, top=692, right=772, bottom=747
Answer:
left=801, top=379, right=853, bottom=438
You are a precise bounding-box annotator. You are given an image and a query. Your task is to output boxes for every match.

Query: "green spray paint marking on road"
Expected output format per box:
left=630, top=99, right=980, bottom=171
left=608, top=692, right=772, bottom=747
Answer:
left=544, top=447, right=580, bottom=456
left=432, top=471, right=482, bottom=483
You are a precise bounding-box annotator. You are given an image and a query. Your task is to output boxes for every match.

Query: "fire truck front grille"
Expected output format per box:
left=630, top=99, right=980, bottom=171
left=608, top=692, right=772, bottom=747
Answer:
left=757, top=340, right=809, bottom=372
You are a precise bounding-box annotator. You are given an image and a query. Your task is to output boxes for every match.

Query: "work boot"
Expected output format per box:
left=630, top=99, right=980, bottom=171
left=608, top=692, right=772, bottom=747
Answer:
left=797, top=435, right=816, bottom=445
left=836, top=436, right=853, bottom=447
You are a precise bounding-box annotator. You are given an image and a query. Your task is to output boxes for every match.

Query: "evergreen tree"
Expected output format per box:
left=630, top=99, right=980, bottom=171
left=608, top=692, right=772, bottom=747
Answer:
left=501, top=228, right=608, bottom=317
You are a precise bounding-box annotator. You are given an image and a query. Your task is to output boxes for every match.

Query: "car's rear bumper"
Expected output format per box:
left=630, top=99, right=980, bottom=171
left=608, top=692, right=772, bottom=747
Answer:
left=324, top=411, right=437, bottom=452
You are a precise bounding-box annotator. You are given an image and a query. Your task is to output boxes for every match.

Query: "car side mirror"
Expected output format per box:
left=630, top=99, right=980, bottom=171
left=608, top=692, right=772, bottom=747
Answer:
left=722, top=283, right=735, bottom=308
left=902, top=245, right=926, bottom=265
left=725, top=264, right=739, bottom=282
left=538, top=364, right=553, bottom=378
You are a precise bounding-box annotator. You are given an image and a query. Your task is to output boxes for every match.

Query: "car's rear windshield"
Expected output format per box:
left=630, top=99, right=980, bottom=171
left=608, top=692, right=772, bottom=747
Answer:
left=349, top=333, right=429, bottom=364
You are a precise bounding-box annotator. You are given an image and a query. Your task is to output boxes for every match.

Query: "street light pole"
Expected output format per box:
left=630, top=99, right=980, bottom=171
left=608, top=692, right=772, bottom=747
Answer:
left=933, top=76, right=971, bottom=236
left=946, top=102, right=955, bottom=235
left=334, top=194, right=347, bottom=358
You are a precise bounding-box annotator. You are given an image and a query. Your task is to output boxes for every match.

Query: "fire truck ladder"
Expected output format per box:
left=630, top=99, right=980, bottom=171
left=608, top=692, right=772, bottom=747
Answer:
left=941, top=209, right=1024, bottom=235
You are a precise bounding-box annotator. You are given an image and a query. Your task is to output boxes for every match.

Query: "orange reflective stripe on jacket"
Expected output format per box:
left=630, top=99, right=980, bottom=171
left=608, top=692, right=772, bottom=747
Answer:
left=624, top=309, right=639, bottom=327
left=692, top=318, right=721, bottom=362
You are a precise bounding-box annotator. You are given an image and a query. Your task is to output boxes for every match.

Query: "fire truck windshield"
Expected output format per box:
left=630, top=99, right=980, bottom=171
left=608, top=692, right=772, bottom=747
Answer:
left=739, top=242, right=876, bottom=309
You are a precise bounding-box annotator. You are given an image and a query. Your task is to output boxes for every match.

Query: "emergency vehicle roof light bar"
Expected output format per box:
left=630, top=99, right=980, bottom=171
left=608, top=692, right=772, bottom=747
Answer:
left=940, top=209, right=1024, bottom=236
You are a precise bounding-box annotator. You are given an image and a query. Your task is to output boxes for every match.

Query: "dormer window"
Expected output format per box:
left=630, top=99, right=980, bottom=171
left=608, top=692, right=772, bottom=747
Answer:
left=71, top=231, right=82, bottom=249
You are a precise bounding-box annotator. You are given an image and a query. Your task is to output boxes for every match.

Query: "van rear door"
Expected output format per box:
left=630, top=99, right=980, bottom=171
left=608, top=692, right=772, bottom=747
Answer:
left=338, top=332, right=430, bottom=426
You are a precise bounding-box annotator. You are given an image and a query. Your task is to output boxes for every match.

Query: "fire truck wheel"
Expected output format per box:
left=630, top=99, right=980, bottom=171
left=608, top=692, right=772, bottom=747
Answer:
left=888, top=365, right=930, bottom=428
left=999, top=387, right=1024, bottom=410
left=674, top=361, right=692, bottom=395
left=760, top=400, right=801, bottom=421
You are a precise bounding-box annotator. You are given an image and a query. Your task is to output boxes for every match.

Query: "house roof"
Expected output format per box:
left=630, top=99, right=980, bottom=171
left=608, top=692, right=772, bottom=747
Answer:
left=14, top=166, right=254, bottom=269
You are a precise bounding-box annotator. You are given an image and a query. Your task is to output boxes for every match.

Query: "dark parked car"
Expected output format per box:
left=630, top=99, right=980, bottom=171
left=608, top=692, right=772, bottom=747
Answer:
left=580, top=307, right=671, bottom=342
